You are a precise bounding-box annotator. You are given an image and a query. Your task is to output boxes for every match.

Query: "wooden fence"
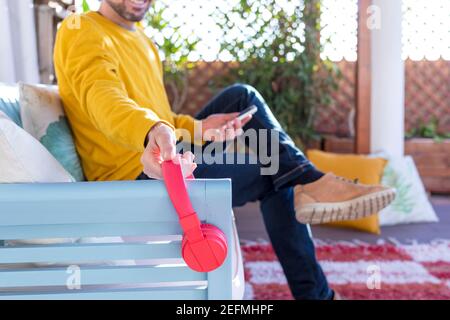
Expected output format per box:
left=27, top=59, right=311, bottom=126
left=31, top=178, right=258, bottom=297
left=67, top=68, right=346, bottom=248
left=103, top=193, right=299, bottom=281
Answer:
left=177, top=59, right=450, bottom=137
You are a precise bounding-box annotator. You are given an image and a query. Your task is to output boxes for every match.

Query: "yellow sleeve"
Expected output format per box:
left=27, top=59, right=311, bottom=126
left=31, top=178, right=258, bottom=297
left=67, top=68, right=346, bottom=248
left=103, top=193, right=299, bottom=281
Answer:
left=172, top=113, right=205, bottom=145
left=56, top=16, right=173, bottom=152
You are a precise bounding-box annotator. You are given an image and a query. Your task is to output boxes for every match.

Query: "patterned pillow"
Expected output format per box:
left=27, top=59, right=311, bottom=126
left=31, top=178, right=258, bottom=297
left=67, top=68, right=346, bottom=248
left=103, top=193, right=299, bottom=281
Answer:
left=379, top=156, right=439, bottom=226
left=19, top=83, right=85, bottom=181
left=0, top=83, right=22, bottom=127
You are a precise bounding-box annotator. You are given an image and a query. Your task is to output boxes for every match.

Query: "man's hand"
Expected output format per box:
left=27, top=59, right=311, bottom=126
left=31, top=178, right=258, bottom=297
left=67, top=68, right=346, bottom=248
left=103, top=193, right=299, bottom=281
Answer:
left=202, top=113, right=252, bottom=142
left=141, top=123, right=197, bottom=179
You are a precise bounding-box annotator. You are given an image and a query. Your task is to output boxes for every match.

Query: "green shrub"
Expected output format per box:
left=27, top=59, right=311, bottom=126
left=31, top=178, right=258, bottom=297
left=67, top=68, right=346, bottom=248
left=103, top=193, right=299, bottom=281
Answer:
left=212, top=0, right=340, bottom=147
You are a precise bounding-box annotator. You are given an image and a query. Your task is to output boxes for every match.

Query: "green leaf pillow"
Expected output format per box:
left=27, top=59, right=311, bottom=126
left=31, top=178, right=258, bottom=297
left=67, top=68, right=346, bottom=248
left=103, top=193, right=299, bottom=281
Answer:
left=19, top=83, right=85, bottom=181
left=379, top=156, right=438, bottom=226
left=0, top=83, right=22, bottom=127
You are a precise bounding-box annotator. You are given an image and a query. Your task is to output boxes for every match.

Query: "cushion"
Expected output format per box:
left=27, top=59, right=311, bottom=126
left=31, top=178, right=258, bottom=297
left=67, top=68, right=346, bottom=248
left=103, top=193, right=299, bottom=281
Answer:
left=0, top=110, right=75, bottom=183
left=0, top=83, right=22, bottom=127
left=307, top=150, right=387, bottom=234
left=379, top=156, right=438, bottom=226
left=19, top=83, right=85, bottom=181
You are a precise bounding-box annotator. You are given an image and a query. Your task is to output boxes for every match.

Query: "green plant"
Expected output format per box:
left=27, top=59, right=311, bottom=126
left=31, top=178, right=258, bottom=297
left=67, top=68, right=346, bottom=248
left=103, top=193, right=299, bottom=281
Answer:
left=81, top=0, right=90, bottom=12
left=212, top=0, right=340, bottom=148
left=406, top=117, right=450, bottom=142
left=144, top=3, right=199, bottom=112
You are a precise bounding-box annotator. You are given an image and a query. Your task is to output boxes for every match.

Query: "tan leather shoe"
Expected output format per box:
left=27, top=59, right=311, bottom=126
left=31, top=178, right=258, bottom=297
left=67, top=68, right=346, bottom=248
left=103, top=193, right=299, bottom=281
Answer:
left=294, top=173, right=396, bottom=225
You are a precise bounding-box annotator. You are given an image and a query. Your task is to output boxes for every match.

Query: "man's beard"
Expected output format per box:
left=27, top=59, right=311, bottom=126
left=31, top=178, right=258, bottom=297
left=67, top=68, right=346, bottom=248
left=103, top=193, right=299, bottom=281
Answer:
left=105, top=0, right=149, bottom=22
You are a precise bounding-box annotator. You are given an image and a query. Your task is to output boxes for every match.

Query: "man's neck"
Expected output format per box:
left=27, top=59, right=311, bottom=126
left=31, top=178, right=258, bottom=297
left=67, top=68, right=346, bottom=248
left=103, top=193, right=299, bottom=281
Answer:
left=98, top=2, right=136, bottom=31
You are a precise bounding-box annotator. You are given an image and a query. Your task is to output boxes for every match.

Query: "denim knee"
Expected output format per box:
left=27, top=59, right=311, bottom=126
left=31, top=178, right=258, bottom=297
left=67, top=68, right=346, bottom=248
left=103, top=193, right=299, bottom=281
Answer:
left=226, top=83, right=257, bottom=101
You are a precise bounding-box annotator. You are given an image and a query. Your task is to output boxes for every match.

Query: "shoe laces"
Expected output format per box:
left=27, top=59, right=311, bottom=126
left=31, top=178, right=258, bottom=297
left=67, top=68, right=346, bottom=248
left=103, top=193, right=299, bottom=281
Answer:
left=335, top=176, right=360, bottom=185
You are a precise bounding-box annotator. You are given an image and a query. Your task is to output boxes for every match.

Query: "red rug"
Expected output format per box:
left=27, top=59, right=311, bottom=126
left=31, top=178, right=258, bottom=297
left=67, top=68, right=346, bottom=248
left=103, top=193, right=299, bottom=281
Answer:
left=242, top=240, right=450, bottom=300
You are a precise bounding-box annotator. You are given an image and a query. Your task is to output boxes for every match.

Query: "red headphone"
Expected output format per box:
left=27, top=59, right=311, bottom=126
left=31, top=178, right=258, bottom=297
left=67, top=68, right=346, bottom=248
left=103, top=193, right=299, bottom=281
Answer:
left=162, top=158, right=228, bottom=272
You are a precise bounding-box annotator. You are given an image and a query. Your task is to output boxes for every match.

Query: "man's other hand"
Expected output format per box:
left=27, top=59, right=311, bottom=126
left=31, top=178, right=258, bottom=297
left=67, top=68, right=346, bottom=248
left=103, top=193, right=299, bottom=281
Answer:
left=202, top=113, right=252, bottom=142
left=141, top=123, right=197, bottom=179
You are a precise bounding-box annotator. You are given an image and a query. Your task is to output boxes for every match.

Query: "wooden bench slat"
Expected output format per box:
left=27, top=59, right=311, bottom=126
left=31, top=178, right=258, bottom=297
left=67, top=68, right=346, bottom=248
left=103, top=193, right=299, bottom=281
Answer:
left=0, top=242, right=182, bottom=263
left=0, top=222, right=182, bottom=240
left=0, top=288, right=207, bottom=300
left=0, top=265, right=205, bottom=287
left=0, top=181, right=208, bottom=226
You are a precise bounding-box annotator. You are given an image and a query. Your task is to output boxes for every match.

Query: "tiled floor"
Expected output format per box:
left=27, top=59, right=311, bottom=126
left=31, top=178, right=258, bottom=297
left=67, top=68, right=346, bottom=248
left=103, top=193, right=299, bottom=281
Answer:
left=234, top=196, right=450, bottom=243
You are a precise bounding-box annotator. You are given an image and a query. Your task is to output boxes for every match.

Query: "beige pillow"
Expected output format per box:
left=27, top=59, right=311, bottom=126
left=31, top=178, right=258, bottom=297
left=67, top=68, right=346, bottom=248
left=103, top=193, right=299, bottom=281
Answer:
left=19, top=83, right=85, bottom=181
left=0, top=110, right=74, bottom=183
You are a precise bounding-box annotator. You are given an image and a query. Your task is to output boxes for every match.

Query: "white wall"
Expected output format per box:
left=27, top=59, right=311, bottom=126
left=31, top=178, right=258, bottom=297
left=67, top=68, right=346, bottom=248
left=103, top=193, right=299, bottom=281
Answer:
left=371, top=0, right=405, bottom=158
left=0, top=0, right=40, bottom=84
left=0, top=0, right=16, bottom=83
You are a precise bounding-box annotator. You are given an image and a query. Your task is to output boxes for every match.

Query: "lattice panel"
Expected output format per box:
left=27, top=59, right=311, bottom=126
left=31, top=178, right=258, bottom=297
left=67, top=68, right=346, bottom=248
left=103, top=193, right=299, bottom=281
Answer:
left=320, top=0, right=358, bottom=61
left=321, top=0, right=450, bottom=61
left=177, top=61, right=234, bottom=116
left=405, top=59, right=450, bottom=134
left=74, top=0, right=450, bottom=137
left=178, top=59, right=450, bottom=137
left=402, top=0, right=450, bottom=60
left=314, top=61, right=355, bottom=137
left=176, top=60, right=356, bottom=139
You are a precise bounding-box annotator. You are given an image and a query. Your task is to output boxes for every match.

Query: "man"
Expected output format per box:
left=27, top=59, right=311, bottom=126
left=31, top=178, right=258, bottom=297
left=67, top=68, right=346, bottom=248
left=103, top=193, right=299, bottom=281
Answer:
left=54, top=0, right=395, bottom=300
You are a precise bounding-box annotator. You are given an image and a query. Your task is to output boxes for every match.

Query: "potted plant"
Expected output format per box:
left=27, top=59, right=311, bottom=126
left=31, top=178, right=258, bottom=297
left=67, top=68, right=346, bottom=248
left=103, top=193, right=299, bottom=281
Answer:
left=405, top=117, right=450, bottom=194
left=322, top=117, right=450, bottom=194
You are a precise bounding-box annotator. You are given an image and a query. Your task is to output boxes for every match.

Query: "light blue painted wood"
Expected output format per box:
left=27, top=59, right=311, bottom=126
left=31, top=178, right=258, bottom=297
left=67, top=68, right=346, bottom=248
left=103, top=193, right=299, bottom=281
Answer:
left=0, top=242, right=181, bottom=264
left=205, top=180, right=233, bottom=300
left=0, top=266, right=206, bottom=287
left=0, top=179, right=233, bottom=300
left=0, top=181, right=208, bottom=226
left=0, top=222, right=182, bottom=240
left=0, top=289, right=207, bottom=300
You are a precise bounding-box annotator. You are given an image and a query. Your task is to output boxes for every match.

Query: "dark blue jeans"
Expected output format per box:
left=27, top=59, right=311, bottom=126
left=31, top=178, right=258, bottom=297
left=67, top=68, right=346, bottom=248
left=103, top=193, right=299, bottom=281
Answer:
left=139, top=84, right=332, bottom=300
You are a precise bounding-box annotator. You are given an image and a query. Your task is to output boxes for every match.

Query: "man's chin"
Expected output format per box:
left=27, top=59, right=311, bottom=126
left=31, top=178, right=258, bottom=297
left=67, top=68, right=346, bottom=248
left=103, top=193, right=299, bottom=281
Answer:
left=124, top=13, right=146, bottom=22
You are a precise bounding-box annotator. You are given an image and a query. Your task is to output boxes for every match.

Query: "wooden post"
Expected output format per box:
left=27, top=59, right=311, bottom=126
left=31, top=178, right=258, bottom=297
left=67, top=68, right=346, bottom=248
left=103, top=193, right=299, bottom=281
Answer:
left=36, top=5, right=55, bottom=84
left=355, top=0, right=372, bottom=154
left=0, top=0, right=16, bottom=83
left=33, top=0, right=72, bottom=84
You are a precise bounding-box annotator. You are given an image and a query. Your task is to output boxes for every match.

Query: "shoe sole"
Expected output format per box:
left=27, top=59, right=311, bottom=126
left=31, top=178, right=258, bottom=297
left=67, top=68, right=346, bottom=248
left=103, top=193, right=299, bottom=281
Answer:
left=295, top=188, right=396, bottom=225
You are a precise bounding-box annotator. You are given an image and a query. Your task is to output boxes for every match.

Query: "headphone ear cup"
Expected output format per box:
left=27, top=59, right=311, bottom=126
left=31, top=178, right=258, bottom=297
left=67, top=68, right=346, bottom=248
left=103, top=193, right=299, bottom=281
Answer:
left=201, top=223, right=227, bottom=243
left=181, top=236, right=202, bottom=271
left=162, top=160, right=228, bottom=272
left=181, top=224, right=228, bottom=272
left=202, top=225, right=228, bottom=256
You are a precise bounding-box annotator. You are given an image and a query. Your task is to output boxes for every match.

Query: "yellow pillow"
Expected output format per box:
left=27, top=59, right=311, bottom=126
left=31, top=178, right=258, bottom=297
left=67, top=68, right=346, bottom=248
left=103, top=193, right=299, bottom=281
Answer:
left=307, top=150, right=387, bottom=234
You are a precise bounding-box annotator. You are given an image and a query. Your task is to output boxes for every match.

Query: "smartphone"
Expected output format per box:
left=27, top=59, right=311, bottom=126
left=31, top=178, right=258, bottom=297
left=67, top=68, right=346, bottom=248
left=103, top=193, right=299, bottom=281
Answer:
left=236, top=105, right=258, bottom=121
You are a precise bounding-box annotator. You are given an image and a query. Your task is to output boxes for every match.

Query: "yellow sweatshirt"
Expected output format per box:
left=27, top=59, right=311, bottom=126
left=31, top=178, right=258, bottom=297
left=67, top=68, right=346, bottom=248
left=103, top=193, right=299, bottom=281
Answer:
left=54, top=11, right=198, bottom=181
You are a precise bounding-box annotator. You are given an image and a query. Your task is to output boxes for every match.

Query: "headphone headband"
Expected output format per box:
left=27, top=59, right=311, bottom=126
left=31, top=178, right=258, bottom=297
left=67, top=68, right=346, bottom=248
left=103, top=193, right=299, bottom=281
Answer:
left=162, top=156, right=228, bottom=273
left=161, top=159, right=203, bottom=242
